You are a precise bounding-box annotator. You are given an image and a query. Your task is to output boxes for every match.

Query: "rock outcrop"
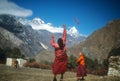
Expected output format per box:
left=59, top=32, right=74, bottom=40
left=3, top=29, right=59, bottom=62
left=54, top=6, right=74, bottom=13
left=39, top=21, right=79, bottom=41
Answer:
left=108, top=56, right=120, bottom=77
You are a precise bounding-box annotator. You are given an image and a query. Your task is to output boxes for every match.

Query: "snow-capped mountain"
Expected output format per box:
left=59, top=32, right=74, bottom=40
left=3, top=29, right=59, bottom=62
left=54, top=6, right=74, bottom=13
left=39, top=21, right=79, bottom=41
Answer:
left=32, top=18, right=45, bottom=25
left=18, top=17, right=86, bottom=47
left=67, top=26, right=80, bottom=38
left=18, top=17, right=83, bottom=38
left=0, top=14, right=86, bottom=57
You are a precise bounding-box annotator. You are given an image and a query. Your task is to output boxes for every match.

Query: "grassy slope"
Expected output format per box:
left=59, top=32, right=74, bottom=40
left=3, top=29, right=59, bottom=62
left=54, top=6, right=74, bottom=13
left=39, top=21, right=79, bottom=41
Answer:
left=0, top=64, right=119, bottom=81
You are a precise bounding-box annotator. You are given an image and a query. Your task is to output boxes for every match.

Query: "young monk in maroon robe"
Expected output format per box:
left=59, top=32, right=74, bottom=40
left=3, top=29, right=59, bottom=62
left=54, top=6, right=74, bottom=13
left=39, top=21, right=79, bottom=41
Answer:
left=76, top=52, right=87, bottom=81
left=50, top=24, right=68, bottom=81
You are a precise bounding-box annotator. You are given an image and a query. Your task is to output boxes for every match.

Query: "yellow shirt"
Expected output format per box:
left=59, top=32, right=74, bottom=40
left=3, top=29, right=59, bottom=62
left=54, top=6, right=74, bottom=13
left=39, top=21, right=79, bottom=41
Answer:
left=76, top=55, right=85, bottom=66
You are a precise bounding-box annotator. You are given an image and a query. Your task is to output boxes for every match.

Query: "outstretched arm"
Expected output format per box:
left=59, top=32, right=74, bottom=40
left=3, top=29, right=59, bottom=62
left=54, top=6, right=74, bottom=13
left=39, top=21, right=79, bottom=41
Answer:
left=62, top=24, right=67, bottom=44
left=50, top=34, right=55, bottom=46
left=50, top=34, right=58, bottom=48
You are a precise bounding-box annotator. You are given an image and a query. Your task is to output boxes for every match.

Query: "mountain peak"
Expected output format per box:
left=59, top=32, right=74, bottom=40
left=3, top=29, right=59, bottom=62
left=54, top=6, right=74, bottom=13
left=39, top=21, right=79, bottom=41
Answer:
left=18, top=17, right=85, bottom=38
left=32, top=18, right=45, bottom=25
left=68, top=26, right=80, bottom=37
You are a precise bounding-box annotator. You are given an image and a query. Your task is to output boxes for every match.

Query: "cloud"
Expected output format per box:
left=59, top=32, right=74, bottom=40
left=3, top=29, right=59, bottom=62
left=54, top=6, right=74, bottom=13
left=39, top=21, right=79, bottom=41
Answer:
left=0, top=0, right=32, bottom=17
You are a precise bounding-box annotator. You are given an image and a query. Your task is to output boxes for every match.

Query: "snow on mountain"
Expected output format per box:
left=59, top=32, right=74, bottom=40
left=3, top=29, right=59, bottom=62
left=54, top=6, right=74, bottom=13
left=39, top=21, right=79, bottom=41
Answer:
left=32, top=18, right=45, bottom=25
left=18, top=17, right=63, bottom=33
left=18, top=17, right=83, bottom=37
left=67, top=26, right=80, bottom=37
left=39, top=42, right=48, bottom=50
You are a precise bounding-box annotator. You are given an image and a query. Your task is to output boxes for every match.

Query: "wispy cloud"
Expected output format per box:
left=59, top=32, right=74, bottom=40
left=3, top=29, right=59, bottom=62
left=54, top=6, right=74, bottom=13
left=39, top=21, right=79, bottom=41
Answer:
left=0, top=0, right=32, bottom=17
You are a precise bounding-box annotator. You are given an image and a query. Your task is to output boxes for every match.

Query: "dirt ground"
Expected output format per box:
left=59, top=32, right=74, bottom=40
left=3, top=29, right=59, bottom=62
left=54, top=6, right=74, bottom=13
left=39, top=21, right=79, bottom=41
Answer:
left=0, top=64, right=119, bottom=81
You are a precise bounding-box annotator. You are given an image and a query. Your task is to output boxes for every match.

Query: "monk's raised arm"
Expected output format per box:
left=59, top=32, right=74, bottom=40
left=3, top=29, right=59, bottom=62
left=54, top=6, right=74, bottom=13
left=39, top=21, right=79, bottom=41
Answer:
left=62, top=24, right=67, bottom=44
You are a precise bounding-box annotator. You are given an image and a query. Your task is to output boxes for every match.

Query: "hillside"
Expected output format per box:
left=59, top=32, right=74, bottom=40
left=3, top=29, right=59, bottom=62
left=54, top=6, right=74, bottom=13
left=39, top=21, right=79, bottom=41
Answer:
left=67, top=19, right=120, bottom=64
left=0, top=64, right=119, bottom=81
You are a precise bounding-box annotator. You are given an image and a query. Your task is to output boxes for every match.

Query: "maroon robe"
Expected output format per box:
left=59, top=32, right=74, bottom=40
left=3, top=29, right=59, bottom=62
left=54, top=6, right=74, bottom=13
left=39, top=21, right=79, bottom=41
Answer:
left=50, top=27, right=68, bottom=74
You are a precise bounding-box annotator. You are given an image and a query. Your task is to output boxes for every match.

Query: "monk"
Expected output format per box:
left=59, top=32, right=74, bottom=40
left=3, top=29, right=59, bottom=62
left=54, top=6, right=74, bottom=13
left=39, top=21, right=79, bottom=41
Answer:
left=76, top=52, right=87, bottom=81
left=50, top=24, right=68, bottom=81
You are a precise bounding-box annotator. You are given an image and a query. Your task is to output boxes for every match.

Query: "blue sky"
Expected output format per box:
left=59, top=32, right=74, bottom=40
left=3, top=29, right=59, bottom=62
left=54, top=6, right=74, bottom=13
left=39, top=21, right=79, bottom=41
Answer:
left=1, top=0, right=120, bottom=36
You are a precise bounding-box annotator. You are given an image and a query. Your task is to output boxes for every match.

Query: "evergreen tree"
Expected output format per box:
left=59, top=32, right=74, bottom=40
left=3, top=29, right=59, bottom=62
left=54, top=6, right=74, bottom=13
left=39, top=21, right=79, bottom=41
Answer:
left=67, top=55, right=77, bottom=69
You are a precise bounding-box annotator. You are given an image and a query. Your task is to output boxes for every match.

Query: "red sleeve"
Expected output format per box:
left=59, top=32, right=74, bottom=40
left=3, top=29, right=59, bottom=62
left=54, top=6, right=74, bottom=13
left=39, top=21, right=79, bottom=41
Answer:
left=62, top=26, right=67, bottom=44
left=50, top=36, right=58, bottom=48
